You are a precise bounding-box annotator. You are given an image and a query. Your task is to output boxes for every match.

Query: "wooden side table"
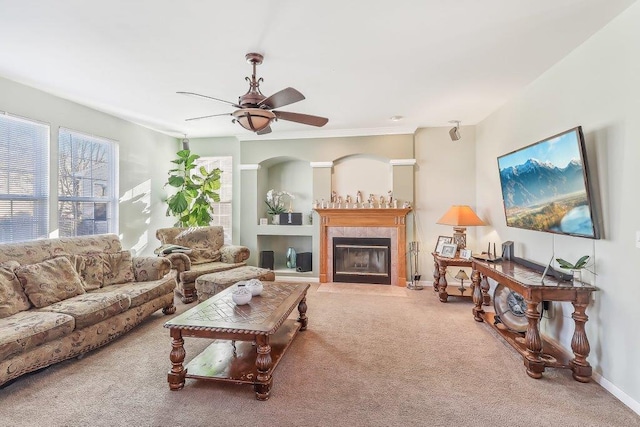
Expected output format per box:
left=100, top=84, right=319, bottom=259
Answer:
left=432, top=252, right=489, bottom=304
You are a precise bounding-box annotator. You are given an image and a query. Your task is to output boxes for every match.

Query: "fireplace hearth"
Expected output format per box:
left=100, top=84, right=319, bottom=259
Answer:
left=333, top=237, right=391, bottom=284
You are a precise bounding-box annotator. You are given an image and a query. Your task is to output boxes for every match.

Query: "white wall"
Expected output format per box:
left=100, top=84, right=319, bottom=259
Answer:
left=0, top=76, right=178, bottom=255
left=414, top=125, right=477, bottom=280
left=475, top=2, right=640, bottom=410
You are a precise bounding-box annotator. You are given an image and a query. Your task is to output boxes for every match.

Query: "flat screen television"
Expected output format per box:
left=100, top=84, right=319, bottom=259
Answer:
left=497, top=126, right=600, bottom=239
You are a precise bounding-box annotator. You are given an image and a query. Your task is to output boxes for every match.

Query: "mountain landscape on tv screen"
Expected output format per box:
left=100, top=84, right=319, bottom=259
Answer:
left=499, top=158, right=594, bottom=236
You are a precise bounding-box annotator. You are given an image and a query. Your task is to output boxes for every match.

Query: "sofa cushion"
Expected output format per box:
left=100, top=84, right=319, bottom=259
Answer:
left=92, top=278, right=175, bottom=308
left=16, top=257, right=85, bottom=308
left=0, top=261, right=31, bottom=318
left=75, top=253, right=105, bottom=291
left=38, top=292, right=131, bottom=329
left=103, top=251, right=135, bottom=286
left=179, top=261, right=246, bottom=284
left=0, top=310, right=75, bottom=360
left=174, top=227, right=223, bottom=265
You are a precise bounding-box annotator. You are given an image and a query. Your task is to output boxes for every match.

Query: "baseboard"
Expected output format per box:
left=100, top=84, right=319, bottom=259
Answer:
left=592, top=371, right=640, bottom=415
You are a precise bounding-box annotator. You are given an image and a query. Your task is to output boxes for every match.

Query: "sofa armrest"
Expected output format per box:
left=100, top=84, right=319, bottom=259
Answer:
left=220, top=245, right=250, bottom=264
left=163, top=252, right=191, bottom=274
left=132, top=256, right=172, bottom=281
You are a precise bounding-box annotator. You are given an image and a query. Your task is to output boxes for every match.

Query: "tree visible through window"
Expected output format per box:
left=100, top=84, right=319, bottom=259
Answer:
left=195, top=156, right=232, bottom=243
left=58, top=128, right=117, bottom=236
left=0, top=113, right=49, bottom=243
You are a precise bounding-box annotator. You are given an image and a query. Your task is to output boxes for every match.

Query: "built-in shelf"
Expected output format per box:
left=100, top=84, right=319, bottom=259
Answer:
left=257, top=225, right=314, bottom=236
left=273, top=268, right=315, bottom=276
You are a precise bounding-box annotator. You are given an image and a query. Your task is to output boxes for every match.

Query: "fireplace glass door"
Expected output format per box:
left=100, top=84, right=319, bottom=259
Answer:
left=333, top=237, right=391, bottom=284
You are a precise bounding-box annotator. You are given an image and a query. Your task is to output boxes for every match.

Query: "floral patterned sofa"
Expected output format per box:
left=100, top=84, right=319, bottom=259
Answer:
left=155, top=226, right=251, bottom=303
left=0, top=234, right=176, bottom=387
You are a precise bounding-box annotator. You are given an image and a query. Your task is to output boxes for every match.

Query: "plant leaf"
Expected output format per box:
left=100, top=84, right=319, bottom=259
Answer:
left=574, top=255, right=590, bottom=269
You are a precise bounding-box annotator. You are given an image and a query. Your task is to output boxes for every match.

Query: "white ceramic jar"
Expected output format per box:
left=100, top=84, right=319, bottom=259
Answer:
left=246, top=279, right=264, bottom=296
left=231, top=283, right=252, bottom=305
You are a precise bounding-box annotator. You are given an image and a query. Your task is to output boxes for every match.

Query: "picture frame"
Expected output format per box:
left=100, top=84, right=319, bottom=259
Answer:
left=459, top=249, right=472, bottom=260
left=259, top=218, right=268, bottom=225
left=435, top=236, right=452, bottom=254
left=440, top=243, right=458, bottom=258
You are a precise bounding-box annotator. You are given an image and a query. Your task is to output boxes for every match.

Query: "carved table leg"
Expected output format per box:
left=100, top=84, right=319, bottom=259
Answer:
left=471, top=270, right=484, bottom=322
left=168, top=329, right=186, bottom=390
left=479, top=277, right=491, bottom=308
left=524, top=301, right=544, bottom=379
left=297, top=296, right=308, bottom=331
left=254, top=335, right=273, bottom=400
left=432, top=260, right=440, bottom=293
left=437, top=264, right=449, bottom=302
left=570, top=299, right=593, bottom=382
left=480, top=277, right=491, bottom=307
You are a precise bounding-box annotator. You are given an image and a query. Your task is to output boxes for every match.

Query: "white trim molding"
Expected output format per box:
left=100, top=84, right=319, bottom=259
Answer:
left=310, top=161, right=333, bottom=168
left=239, top=164, right=261, bottom=170
left=390, top=159, right=417, bottom=166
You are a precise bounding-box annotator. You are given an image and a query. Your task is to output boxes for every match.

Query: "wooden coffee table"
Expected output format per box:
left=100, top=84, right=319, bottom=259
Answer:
left=164, top=281, right=309, bottom=400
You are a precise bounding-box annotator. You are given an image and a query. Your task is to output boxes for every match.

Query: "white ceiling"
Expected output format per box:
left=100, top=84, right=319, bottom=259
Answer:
left=0, top=0, right=635, bottom=140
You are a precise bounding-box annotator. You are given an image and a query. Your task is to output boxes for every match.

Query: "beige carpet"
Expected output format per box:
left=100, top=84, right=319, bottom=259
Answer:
left=1, top=283, right=638, bottom=427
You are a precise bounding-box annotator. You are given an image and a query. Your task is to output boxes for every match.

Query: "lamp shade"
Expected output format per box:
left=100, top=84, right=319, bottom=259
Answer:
left=232, top=108, right=275, bottom=132
left=454, top=269, right=469, bottom=281
left=437, top=205, right=485, bottom=227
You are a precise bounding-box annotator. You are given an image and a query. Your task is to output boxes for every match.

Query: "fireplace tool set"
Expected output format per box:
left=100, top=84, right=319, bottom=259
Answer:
left=407, top=241, right=423, bottom=290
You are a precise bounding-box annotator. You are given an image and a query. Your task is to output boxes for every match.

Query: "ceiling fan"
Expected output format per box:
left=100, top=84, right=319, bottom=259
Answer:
left=178, top=53, right=329, bottom=135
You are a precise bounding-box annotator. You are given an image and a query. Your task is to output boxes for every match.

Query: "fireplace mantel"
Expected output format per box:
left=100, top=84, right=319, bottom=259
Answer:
left=315, top=208, right=411, bottom=286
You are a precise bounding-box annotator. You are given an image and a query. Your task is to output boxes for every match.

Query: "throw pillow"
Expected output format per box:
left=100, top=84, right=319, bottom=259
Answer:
left=174, top=227, right=223, bottom=265
left=103, top=251, right=135, bottom=286
left=0, top=261, right=31, bottom=318
left=16, top=256, right=85, bottom=308
left=75, top=253, right=105, bottom=291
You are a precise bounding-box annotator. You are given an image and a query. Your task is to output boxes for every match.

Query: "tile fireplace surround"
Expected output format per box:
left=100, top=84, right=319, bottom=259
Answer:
left=315, top=208, right=411, bottom=286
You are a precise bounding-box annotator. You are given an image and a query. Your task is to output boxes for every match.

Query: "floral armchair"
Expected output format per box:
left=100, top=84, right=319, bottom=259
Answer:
left=155, top=226, right=250, bottom=303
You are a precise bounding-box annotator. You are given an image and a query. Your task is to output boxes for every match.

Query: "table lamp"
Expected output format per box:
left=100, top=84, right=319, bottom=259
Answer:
left=436, top=205, right=485, bottom=250
left=455, top=269, right=469, bottom=295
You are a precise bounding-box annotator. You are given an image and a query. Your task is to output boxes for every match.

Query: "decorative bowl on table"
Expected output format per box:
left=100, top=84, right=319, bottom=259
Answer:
left=231, top=283, right=252, bottom=305
left=246, top=279, right=264, bottom=296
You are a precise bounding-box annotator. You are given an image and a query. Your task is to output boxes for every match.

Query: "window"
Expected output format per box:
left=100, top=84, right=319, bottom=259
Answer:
left=58, top=128, right=117, bottom=237
left=0, top=113, right=49, bottom=243
left=195, top=156, right=232, bottom=243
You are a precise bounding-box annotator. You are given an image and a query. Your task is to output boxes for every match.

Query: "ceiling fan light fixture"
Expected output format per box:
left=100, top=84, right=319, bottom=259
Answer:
left=232, top=108, right=276, bottom=132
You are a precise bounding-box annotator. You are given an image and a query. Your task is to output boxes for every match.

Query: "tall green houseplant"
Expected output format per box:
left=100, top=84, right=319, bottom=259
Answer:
left=164, top=149, right=221, bottom=226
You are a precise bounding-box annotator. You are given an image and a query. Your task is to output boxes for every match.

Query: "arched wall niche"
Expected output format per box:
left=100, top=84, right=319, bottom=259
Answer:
left=257, top=156, right=312, bottom=216
left=332, top=154, right=392, bottom=203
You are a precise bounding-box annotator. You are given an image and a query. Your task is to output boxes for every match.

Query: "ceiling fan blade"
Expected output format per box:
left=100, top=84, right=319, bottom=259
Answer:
left=185, top=113, right=232, bottom=122
left=177, top=91, right=241, bottom=109
left=256, top=126, right=272, bottom=135
left=259, top=87, right=305, bottom=109
left=273, top=110, right=329, bottom=127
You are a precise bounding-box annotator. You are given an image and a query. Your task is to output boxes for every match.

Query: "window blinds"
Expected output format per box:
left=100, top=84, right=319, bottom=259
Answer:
left=0, top=113, right=50, bottom=243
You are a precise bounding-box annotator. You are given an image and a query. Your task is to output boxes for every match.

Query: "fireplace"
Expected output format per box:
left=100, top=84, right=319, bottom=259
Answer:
left=333, top=237, right=391, bottom=284
left=315, top=208, right=411, bottom=286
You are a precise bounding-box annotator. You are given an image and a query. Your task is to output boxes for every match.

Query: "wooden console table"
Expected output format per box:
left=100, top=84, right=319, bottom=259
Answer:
left=471, top=259, right=597, bottom=382
left=432, top=252, right=490, bottom=304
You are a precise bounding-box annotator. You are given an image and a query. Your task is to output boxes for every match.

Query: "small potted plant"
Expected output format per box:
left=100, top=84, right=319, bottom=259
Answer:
left=265, top=189, right=294, bottom=224
left=555, top=255, right=595, bottom=284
